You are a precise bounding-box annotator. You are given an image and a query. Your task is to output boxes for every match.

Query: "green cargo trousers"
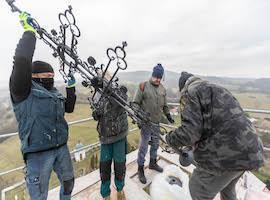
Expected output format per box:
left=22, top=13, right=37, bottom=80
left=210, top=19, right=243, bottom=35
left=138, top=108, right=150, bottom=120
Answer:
left=100, top=138, right=127, bottom=198
left=189, top=167, right=244, bottom=200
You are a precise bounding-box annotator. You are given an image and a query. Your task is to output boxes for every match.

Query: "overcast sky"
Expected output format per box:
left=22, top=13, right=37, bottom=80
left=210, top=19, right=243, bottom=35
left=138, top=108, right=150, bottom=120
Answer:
left=0, top=0, right=269, bottom=85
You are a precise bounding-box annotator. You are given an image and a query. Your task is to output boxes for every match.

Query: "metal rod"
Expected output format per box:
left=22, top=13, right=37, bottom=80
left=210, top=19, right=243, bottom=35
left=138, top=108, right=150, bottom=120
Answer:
left=167, top=103, right=270, bottom=114
left=1, top=106, right=270, bottom=139
left=0, top=118, right=94, bottom=139
left=0, top=117, right=269, bottom=176
left=0, top=126, right=140, bottom=176
left=0, top=166, right=24, bottom=176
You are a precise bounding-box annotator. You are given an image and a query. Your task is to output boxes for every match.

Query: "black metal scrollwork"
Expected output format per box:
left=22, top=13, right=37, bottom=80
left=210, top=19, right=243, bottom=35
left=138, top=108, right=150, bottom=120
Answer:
left=6, top=1, right=192, bottom=167
left=5, top=0, right=144, bottom=127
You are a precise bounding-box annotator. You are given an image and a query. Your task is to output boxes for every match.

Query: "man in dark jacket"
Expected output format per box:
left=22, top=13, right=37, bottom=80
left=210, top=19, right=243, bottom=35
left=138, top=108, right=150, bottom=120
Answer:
left=92, top=85, right=129, bottom=200
left=10, top=12, right=76, bottom=200
left=164, top=72, right=265, bottom=200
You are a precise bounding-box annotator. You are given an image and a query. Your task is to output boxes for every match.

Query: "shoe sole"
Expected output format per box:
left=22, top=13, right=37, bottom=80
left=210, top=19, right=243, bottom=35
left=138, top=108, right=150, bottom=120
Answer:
left=149, top=167, right=163, bottom=172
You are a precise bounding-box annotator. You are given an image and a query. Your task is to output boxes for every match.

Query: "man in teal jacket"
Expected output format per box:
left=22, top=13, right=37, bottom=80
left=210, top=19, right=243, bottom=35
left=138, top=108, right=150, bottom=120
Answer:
left=10, top=12, right=76, bottom=200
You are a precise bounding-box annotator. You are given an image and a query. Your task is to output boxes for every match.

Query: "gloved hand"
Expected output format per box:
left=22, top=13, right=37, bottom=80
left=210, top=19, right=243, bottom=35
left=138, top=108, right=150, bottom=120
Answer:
left=92, top=110, right=101, bottom=121
left=137, top=122, right=142, bottom=129
left=67, top=74, right=76, bottom=88
left=19, top=12, right=36, bottom=34
left=166, top=114, right=175, bottom=124
left=90, top=76, right=103, bottom=88
left=179, top=147, right=194, bottom=167
left=120, top=85, right=128, bottom=94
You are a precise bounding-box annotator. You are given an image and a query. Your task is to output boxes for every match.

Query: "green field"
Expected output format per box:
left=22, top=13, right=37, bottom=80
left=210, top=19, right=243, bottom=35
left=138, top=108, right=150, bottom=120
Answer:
left=0, top=104, right=95, bottom=172
left=254, top=152, right=270, bottom=182
left=232, top=92, right=270, bottom=110
left=0, top=103, right=144, bottom=199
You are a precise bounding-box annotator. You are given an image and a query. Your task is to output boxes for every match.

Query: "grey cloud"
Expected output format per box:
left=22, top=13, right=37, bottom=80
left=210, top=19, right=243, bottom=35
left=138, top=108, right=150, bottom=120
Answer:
left=0, top=0, right=269, bottom=85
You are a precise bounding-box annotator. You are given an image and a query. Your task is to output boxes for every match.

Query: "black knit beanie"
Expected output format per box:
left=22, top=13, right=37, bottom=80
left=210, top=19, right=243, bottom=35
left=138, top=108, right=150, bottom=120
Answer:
left=178, top=71, right=193, bottom=91
left=32, top=61, right=54, bottom=73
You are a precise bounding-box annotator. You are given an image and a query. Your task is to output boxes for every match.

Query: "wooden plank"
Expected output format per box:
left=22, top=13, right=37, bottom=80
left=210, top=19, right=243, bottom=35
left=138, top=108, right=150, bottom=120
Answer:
left=48, top=147, right=195, bottom=200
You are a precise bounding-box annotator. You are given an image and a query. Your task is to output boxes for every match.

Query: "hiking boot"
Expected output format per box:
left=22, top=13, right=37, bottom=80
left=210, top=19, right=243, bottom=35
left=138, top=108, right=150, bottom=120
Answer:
left=117, top=190, right=126, bottom=200
left=103, top=196, right=110, bottom=200
left=138, top=165, right=147, bottom=184
left=149, top=159, right=163, bottom=172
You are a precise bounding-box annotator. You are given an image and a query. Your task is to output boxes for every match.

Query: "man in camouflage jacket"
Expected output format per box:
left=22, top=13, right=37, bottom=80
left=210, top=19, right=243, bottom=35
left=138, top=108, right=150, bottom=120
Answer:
left=165, top=72, right=265, bottom=200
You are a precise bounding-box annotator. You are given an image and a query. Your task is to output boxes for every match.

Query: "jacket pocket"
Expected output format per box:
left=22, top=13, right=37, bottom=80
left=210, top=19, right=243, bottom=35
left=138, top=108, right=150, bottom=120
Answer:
left=32, top=90, right=54, bottom=116
left=26, top=175, right=41, bottom=197
left=30, top=117, right=54, bottom=146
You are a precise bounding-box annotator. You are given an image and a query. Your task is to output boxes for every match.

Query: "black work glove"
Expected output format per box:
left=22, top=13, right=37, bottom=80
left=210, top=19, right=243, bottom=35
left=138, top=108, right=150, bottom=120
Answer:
left=166, top=114, right=175, bottom=124
left=179, top=146, right=194, bottom=167
left=137, top=121, right=143, bottom=129
left=92, top=110, right=101, bottom=121
left=120, top=85, right=128, bottom=94
left=90, top=76, right=103, bottom=88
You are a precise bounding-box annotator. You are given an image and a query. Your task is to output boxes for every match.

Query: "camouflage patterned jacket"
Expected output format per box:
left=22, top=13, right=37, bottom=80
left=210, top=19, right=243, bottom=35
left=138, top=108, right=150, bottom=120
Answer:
left=166, top=76, right=265, bottom=172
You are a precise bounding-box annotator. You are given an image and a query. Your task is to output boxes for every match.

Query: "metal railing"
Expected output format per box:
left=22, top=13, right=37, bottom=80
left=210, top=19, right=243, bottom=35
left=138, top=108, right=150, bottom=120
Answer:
left=0, top=123, right=142, bottom=177
left=1, top=103, right=270, bottom=139
left=0, top=117, right=94, bottom=139
left=243, top=108, right=270, bottom=114
left=0, top=105, right=270, bottom=199
left=168, top=103, right=270, bottom=114
left=0, top=125, right=142, bottom=199
left=0, top=103, right=270, bottom=177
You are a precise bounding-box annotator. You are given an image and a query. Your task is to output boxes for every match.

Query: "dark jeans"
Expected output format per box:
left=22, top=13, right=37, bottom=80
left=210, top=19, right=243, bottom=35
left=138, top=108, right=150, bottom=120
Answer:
left=25, top=144, right=74, bottom=200
left=189, top=167, right=244, bottom=200
left=137, top=124, right=160, bottom=166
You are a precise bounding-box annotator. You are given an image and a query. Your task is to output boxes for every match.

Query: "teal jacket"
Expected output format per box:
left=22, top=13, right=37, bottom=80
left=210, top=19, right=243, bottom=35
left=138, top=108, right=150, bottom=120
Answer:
left=13, top=81, right=69, bottom=155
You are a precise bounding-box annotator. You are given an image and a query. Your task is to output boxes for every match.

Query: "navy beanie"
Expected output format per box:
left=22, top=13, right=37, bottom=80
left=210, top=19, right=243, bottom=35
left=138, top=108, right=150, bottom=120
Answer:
left=152, top=63, right=164, bottom=79
left=32, top=61, right=54, bottom=74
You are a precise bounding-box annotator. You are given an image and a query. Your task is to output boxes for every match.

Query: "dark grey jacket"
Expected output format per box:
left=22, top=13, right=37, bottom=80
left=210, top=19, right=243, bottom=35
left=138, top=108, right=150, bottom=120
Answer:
left=93, top=87, right=129, bottom=144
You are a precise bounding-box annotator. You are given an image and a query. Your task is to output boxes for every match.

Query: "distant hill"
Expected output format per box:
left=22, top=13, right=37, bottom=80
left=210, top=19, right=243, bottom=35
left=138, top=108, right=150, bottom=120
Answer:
left=118, top=71, right=270, bottom=93
left=118, top=70, right=180, bottom=90
left=0, top=97, right=17, bottom=142
left=242, top=78, right=270, bottom=93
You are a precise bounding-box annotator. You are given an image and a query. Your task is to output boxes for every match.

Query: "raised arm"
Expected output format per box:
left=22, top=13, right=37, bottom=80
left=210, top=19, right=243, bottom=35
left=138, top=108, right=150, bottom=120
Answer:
left=9, top=13, right=37, bottom=103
